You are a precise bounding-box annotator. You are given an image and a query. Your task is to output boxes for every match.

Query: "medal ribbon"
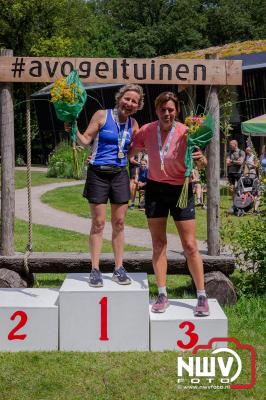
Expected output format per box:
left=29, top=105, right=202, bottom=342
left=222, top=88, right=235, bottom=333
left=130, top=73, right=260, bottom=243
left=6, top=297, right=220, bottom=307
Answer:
left=113, top=108, right=130, bottom=156
left=157, top=121, right=176, bottom=171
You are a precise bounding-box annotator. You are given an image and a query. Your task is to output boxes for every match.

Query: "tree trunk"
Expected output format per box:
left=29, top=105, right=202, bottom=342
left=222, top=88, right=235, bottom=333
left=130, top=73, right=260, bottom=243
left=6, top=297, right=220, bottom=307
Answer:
left=205, top=53, right=220, bottom=256
left=0, top=49, right=15, bottom=255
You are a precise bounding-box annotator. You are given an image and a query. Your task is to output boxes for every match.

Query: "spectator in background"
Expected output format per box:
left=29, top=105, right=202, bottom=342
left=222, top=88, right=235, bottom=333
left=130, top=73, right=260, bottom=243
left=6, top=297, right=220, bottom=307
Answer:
left=226, top=140, right=245, bottom=196
left=244, top=146, right=257, bottom=177
left=130, top=158, right=148, bottom=210
left=260, top=144, right=266, bottom=175
left=191, top=167, right=204, bottom=206
left=129, top=153, right=141, bottom=207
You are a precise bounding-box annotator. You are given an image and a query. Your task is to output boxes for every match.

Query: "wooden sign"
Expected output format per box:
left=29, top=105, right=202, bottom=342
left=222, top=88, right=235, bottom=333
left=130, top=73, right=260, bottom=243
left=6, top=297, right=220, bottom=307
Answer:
left=0, top=57, right=242, bottom=85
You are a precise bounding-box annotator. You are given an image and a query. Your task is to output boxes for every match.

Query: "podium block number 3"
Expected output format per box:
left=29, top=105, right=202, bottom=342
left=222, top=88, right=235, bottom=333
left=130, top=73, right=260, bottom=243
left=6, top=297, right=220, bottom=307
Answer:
left=8, top=311, right=28, bottom=341
left=99, top=297, right=109, bottom=341
left=177, top=321, right=198, bottom=350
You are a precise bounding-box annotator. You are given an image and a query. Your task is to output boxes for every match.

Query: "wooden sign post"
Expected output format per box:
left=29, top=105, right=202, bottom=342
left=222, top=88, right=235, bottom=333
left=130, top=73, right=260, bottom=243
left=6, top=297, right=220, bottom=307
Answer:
left=206, top=54, right=220, bottom=256
left=0, top=54, right=243, bottom=258
left=0, top=49, right=15, bottom=256
left=0, top=56, right=242, bottom=85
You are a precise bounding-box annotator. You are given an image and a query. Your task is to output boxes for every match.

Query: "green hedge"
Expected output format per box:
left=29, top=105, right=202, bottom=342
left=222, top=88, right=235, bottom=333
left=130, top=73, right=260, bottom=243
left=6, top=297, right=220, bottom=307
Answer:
left=47, top=141, right=88, bottom=179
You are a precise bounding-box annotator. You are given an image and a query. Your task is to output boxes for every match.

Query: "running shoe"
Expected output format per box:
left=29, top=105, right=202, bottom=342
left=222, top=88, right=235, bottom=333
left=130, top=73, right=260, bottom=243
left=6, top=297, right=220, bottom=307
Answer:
left=112, top=266, right=132, bottom=285
left=194, top=295, right=209, bottom=316
left=89, top=268, right=103, bottom=287
left=151, top=293, right=169, bottom=313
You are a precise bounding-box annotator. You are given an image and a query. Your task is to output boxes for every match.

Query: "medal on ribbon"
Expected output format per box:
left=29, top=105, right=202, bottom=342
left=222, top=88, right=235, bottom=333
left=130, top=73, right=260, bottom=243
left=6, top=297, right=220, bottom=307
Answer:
left=157, top=121, right=176, bottom=175
left=118, top=151, right=125, bottom=159
left=113, top=108, right=129, bottom=159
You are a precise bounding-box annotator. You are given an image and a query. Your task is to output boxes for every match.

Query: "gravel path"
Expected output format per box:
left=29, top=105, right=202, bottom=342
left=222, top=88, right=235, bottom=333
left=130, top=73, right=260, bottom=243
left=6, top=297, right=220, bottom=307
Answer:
left=15, top=180, right=208, bottom=252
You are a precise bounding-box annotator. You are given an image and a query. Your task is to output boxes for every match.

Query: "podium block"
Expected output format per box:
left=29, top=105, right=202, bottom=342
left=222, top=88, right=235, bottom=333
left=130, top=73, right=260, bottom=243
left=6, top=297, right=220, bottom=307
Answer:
left=0, top=288, right=59, bottom=351
left=150, top=299, right=227, bottom=351
left=59, top=273, right=149, bottom=351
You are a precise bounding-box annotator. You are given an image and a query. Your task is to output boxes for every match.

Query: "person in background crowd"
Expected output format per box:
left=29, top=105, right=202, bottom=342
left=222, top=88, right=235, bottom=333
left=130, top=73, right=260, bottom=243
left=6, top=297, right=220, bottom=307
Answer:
left=191, top=167, right=204, bottom=207
left=129, top=158, right=148, bottom=210
left=129, top=153, right=141, bottom=209
left=260, top=144, right=266, bottom=175
left=226, top=139, right=245, bottom=198
left=244, top=146, right=257, bottom=176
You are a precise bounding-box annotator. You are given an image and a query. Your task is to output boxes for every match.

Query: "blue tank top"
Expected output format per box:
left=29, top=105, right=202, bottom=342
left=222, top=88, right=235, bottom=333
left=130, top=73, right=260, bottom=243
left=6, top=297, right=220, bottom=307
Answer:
left=90, top=109, right=132, bottom=167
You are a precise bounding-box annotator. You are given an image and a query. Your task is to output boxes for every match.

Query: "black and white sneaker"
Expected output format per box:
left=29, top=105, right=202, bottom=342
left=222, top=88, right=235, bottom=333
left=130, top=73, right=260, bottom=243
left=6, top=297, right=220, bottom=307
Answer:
left=89, top=268, right=103, bottom=287
left=112, top=266, right=131, bottom=285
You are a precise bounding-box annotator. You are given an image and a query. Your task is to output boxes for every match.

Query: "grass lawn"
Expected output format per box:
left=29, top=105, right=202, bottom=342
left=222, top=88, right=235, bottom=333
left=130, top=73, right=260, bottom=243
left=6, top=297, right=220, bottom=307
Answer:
left=41, top=184, right=256, bottom=241
left=0, top=173, right=264, bottom=398
left=7, top=171, right=145, bottom=252
left=41, top=184, right=208, bottom=239
left=0, top=272, right=264, bottom=400
left=14, top=219, right=147, bottom=253
left=0, top=170, right=72, bottom=190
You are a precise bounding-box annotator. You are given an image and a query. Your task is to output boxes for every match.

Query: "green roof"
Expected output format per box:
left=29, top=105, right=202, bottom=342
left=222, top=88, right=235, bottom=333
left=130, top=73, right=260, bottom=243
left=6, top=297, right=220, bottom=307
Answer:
left=163, top=40, right=266, bottom=59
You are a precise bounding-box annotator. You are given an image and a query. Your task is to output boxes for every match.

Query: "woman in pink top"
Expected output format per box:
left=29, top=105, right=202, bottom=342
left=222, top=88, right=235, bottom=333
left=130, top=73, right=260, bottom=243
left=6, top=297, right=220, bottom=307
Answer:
left=130, top=92, right=209, bottom=316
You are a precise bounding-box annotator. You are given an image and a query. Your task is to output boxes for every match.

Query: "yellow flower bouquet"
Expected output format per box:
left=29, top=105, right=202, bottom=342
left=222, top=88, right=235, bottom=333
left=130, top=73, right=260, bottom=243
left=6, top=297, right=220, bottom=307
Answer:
left=177, top=113, right=215, bottom=208
left=50, top=70, right=87, bottom=179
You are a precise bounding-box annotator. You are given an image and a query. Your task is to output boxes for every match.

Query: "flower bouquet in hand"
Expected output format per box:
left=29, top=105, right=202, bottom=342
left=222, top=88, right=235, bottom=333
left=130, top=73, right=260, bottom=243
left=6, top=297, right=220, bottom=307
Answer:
left=177, top=113, right=215, bottom=209
left=50, top=70, right=87, bottom=178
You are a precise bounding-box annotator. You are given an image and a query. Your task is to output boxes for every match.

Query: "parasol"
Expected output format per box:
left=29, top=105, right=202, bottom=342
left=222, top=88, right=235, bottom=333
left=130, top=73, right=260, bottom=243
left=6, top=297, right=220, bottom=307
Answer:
left=241, top=114, right=266, bottom=137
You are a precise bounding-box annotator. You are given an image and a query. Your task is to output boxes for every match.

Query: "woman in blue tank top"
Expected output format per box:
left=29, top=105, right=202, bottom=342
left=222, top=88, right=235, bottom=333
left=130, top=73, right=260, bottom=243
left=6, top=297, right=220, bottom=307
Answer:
left=65, top=84, right=144, bottom=287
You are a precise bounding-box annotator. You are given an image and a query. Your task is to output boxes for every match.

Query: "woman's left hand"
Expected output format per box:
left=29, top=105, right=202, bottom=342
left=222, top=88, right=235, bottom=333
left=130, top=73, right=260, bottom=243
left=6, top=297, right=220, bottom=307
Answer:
left=192, top=147, right=207, bottom=167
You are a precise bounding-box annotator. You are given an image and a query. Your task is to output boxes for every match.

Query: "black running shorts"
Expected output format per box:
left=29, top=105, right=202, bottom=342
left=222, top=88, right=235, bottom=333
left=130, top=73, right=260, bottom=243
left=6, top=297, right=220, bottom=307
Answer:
left=145, top=179, right=195, bottom=221
left=83, top=166, right=131, bottom=204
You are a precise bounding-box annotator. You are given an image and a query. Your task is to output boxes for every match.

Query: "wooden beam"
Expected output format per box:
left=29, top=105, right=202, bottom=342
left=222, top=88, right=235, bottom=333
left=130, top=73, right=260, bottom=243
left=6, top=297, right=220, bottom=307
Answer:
left=0, top=57, right=242, bottom=85
left=0, top=251, right=235, bottom=275
left=0, top=49, right=15, bottom=256
left=206, top=54, right=220, bottom=256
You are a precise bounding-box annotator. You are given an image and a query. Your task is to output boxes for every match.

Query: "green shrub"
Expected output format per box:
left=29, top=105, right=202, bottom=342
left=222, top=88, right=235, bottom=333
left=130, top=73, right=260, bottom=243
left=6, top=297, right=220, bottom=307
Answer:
left=221, top=187, right=266, bottom=296
left=15, top=154, right=25, bottom=166
left=47, top=141, right=88, bottom=179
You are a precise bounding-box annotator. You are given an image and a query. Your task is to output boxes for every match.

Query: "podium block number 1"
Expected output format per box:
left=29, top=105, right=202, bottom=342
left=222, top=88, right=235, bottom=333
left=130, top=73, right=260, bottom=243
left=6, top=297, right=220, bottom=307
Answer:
left=99, top=297, right=109, bottom=341
left=8, top=310, right=28, bottom=341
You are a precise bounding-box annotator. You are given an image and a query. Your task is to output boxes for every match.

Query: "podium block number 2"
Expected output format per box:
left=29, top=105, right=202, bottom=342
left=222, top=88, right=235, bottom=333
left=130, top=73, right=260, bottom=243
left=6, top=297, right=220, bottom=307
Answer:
left=8, top=310, right=28, bottom=341
left=99, top=297, right=109, bottom=341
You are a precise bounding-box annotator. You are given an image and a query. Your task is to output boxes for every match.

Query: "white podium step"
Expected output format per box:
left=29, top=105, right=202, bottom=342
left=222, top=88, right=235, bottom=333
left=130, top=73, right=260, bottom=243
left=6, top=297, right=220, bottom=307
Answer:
left=150, top=299, right=227, bottom=351
left=59, top=272, right=149, bottom=351
left=0, top=288, right=59, bottom=351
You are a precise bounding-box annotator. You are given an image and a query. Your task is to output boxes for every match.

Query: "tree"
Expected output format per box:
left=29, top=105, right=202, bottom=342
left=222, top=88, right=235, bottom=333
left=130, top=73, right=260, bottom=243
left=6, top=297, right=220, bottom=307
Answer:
left=0, top=0, right=118, bottom=57
left=204, top=0, right=266, bottom=45
left=93, top=0, right=209, bottom=57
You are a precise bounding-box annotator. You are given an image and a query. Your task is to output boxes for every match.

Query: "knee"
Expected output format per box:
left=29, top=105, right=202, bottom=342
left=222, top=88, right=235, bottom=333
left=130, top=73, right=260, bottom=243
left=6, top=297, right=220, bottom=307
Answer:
left=182, top=240, right=198, bottom=257
left=152, top=238, right=167, bottom=255
left=91, top=219, right=105, bottom=234
left=112, top=218, right=125, bottom=233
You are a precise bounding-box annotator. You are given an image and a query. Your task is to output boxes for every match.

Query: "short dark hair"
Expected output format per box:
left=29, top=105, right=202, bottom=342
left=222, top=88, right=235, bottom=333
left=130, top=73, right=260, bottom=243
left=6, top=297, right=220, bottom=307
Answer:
left=154, top=92, right=180, bottom=116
